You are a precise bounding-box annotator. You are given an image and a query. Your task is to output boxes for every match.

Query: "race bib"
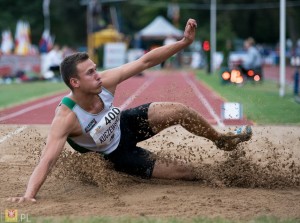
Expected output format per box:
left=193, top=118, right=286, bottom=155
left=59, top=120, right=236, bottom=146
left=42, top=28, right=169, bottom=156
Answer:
left=89, top=107, right=121, bottom=147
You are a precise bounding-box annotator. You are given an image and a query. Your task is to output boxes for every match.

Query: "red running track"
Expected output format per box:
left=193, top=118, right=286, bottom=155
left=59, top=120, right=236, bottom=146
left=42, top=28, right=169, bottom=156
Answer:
left=0, top=71, right=251, bottom=126
left=263, top=65, right=295, bottom=84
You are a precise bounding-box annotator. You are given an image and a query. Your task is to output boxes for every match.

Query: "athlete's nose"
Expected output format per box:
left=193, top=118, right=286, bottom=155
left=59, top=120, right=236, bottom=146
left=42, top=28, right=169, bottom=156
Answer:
left=95, top=72, right=101, bottom=80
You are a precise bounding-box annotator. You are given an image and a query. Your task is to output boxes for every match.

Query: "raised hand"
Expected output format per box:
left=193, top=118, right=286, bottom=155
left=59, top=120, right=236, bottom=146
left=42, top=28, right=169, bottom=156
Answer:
left=183, top=18, right=197, bottom=45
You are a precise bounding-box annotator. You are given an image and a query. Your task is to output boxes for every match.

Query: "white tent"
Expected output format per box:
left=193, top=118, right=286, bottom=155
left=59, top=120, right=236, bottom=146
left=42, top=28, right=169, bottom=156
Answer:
left=138, top=16, right=183, bottom=39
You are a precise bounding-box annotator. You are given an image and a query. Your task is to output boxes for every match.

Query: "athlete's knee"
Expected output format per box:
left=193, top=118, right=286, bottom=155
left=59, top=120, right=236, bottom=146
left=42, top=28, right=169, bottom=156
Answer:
left=166, top=102, right=190, bottom=119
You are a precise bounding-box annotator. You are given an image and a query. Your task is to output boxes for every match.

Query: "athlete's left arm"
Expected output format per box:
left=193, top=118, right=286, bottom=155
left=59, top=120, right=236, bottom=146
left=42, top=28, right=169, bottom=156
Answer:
left=101, top=19, right=197, bottom=94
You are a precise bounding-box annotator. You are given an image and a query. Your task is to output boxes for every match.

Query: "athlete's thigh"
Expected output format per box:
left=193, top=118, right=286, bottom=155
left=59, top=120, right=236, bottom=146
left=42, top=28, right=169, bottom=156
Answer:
left=148, top=102, right=186, bottom=133
left=120, top=103, right=155, bottom=143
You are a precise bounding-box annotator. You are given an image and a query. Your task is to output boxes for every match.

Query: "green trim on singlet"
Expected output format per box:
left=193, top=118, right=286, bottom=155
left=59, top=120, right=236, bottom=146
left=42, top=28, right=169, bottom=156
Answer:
left=61, top=97, right=76, bottom=110
left=61, top=97, right=91, bottom=154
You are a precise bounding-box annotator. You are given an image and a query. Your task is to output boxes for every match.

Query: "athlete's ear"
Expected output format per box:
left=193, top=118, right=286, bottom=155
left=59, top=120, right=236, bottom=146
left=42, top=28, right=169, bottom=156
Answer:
left=70, top=77, right=80, bottom=88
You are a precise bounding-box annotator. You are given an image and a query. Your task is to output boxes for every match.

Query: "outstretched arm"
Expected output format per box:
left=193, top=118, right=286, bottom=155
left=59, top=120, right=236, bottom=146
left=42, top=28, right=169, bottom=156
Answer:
left=7, top=108, right=77, bottom=203
left=137, top=18, right=197, bottom=68
left=101, top=18, right=197, bottom=93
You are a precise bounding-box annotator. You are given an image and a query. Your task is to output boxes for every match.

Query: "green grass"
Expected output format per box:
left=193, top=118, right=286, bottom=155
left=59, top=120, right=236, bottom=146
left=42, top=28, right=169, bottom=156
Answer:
left=0, top=81, right=68, bottom=109
left=196, top=70, right=300, bottom=125
left=1, top=78, right=299, bottom=222
left=1, top=72, right=299, bottom=125
left=28, top=216, right=300, bottom=223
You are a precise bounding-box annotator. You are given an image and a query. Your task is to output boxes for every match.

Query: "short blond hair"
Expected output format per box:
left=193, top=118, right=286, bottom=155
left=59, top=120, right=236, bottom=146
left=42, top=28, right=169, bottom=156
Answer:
left=246, top=37, right=255, bottom=46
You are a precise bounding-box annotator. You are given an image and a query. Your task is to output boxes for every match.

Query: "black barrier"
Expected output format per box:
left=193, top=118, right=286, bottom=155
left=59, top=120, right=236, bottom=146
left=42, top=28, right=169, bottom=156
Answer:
left=294, top=69, right=299, bottom=95
left=291, top=56, right=300, bottom=96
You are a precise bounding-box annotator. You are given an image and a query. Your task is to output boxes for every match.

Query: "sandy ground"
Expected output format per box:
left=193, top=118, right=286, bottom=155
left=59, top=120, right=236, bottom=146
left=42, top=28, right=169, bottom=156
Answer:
left=0, top=124, right=300, bottom=220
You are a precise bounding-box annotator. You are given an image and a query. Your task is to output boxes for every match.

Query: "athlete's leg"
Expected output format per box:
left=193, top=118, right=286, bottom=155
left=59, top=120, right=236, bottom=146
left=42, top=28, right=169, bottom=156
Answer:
left=152, top=159, right=197, bottom=180
left=147, top=102, right=252, bottom=151
left=118, top=103, right=197, bottom=180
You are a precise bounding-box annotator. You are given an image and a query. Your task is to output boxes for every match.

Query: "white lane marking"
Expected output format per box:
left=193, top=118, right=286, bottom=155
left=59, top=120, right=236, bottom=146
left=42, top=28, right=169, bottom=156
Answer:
left=0, top=76, right=155, bottom=143
left=0, top=74, right=156, bottom=121
left=0, top=94, right=65, bottom=144
left=0, top=125, right=27, bottom=143
left=182, top=72, right=225, bottom=127
left=0, top=95, right=63, bottom=122
left=119, top=75, right=156, bottom=110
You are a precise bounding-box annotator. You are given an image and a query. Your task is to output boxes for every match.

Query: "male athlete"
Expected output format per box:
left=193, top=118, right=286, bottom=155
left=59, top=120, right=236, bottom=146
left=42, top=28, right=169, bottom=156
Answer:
left=8, top=19, right=252, bottom=203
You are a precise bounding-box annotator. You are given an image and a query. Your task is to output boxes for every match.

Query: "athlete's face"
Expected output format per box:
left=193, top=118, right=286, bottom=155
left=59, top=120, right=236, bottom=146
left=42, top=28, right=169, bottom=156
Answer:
left=74, top=59, right=102, bottom=93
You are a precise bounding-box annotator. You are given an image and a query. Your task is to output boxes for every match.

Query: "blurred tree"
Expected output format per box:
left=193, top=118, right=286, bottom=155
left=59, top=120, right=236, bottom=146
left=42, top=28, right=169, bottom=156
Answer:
left=287, top=6, right=300, bottom=49
left=0, top=0, right=44, bottom=44
left=50, top=0, right=86, bottom=47
left=0, top=0, right=86, bottom=48
left=0, top=0, right=299, bottom=49
left=225, top=0, right=280, bottom=45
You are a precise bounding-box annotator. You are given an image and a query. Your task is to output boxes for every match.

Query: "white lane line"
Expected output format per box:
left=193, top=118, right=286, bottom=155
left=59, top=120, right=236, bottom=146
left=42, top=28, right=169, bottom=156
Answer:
left=182, top=72, right=225, bottom=127
left=0, top=125, right=27, bottom=143
left=0, top=76, right=155, bottom=143
left=119, top=75, right=156, bottom=110
left=0, top=95, right=63, bottom=122
left=0, top=94, right=65, bottom=144
left=1, top=75, right=155, bottom=121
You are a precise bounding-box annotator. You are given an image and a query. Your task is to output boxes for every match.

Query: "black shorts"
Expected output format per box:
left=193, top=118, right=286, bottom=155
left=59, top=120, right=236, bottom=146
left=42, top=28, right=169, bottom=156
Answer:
left=104, top=103, right=156, bottom=179
left=67, top=103, right=156, bottom=178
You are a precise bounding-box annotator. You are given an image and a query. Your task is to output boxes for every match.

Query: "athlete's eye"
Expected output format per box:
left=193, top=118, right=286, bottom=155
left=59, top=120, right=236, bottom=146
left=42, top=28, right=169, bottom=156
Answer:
left=87, top=69, right=95, bottom=75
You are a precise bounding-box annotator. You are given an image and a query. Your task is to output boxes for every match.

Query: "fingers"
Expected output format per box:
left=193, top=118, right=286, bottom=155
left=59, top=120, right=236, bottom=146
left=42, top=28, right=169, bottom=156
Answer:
left=186, top=18, right=197, bottom=29
left=7, top=197, right=15, bottom=202
left=18, top=197, right=25, bottom=203
left=7, top=197, right=36, bottom=203
left=183, top=18, right=197, bottom=44
left=30, top=198, right=37, bottom=203
left=7, top=197, right=20, bottom=202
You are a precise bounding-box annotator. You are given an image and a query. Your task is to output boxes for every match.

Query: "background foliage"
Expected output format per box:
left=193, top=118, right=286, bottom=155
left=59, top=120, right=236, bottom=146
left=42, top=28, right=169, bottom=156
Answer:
left=0, top=0, right=299, bottom=50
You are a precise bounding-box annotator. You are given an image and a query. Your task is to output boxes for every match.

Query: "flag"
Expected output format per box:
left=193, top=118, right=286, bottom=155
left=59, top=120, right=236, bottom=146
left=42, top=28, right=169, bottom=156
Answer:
left=14, top=20, right=32, bottom=55
left=39, top=29, right=53, bottom=53
left=1, top=30, right=14, bottom=54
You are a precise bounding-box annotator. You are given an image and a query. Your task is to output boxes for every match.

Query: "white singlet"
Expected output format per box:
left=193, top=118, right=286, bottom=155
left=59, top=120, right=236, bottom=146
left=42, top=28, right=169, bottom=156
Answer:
left=60, top=87, right=121, bottom=154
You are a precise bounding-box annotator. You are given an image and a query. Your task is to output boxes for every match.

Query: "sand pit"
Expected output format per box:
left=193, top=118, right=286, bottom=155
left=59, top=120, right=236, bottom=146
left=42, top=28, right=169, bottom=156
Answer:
left=0, top=124, right=299, bottom=220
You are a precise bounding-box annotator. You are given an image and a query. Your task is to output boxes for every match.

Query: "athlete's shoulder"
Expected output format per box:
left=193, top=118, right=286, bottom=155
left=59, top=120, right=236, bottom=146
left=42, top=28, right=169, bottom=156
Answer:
left=51, top=104, right=79, bottom=135
left=54, top=103, right=77, bottom=122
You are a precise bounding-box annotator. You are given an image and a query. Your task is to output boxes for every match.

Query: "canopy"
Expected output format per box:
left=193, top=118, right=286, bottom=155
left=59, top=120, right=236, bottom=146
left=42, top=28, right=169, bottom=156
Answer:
left=87, top=26, right=123, bottom=63
left=91, top=27, right=122, bottom=47
left=138, top=16, right=183, bottom=40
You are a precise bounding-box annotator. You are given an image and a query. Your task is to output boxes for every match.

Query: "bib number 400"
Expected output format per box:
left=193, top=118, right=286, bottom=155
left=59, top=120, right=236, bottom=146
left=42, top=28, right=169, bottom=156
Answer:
left=105, top=108, right=120, bottom=125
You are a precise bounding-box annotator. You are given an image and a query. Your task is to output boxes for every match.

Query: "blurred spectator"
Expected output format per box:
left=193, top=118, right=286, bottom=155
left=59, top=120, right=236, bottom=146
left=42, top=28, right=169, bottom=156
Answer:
left=240, top=37, right=263, bottom=80
left=242, top=37, right=262, bottom=70
left=62, top=45, right=75, bottom=58
left=43, top=45, right=63, bottom=80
